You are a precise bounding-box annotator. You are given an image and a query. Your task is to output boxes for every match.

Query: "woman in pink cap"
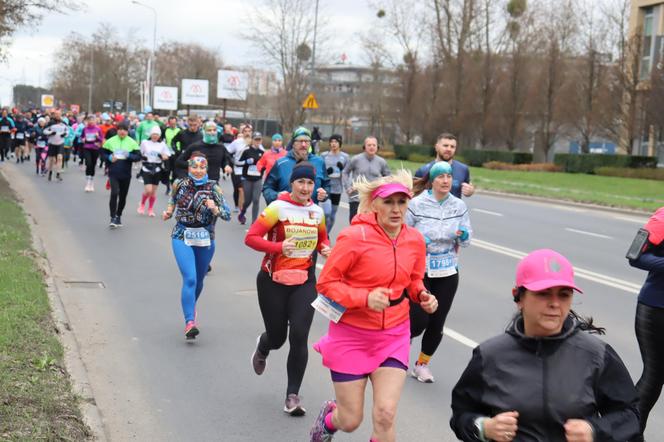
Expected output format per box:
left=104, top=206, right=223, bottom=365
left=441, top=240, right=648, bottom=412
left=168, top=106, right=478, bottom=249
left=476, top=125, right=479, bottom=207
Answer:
left=309, top=170, right=438, bottom=442
left=450, top=249, right=639, bottom=442
left=628, top=206, right=664, bottom=441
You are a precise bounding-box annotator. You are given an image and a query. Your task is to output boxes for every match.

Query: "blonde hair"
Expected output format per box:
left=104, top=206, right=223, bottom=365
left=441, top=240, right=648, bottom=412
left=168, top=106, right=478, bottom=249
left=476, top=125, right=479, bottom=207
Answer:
left=355, top=169, right=413, bottom=214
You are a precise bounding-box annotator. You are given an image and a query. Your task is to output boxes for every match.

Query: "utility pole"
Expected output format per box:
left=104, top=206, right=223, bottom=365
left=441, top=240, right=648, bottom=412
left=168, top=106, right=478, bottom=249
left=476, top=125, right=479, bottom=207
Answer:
left=132, top=1, right=157, bottom=110
left=87, top=46, right=94, bottom=113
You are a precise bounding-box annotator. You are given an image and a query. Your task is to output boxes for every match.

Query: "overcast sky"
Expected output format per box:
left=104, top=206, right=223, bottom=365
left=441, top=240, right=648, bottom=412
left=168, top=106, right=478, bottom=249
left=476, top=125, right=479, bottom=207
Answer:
left=0, top=0, right=378, bottom=107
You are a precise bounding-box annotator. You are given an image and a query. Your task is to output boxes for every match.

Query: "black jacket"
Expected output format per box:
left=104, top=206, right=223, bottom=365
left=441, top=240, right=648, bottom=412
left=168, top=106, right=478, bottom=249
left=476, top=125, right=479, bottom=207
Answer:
left=239, top=146, right=264, bottom=181
left=171, top=129, right=202, bottom=154
left=450, top=315, right=639, bottom=442
left=176, top=141, right=231, bottom=182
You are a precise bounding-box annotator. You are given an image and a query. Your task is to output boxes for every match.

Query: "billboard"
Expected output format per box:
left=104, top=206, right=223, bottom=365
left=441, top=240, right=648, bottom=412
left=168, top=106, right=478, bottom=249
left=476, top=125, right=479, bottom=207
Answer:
left=217, top=70, right=249, bottom=101
left=153, top=86, right=178, bottom=110
left=181, top=79, right=209, bottom=105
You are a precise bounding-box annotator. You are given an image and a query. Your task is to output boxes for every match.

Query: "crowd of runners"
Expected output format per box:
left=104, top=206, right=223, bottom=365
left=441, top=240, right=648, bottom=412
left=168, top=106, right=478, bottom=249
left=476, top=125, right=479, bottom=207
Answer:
left=2, top=105, right=664, bottom=442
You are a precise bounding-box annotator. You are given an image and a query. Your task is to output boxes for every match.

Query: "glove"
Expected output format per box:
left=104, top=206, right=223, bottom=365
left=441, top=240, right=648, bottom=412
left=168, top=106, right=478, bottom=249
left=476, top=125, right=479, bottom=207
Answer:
left=456, top=227, right=469, bottom=241
left=326, top=167, right=334, bottom=175
left=246, top=158, right=254, bottom=165
left=423, top=235, right=432, bottom=246
left=337, top=161, right=344, bottom=171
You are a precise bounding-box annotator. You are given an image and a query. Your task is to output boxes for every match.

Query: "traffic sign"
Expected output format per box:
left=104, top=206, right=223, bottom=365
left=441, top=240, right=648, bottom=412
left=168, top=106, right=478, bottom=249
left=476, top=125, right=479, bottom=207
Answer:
left=41, top=94, right=54, bottom=108
left=302, top=93, right=319, bottom=109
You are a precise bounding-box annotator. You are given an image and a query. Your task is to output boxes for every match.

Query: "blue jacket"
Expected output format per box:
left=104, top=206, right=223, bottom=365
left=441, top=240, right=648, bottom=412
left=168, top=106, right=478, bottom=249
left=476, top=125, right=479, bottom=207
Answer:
left=262, top=150, right=330, bottom=204
left=629, top=245, right=664, bottom=308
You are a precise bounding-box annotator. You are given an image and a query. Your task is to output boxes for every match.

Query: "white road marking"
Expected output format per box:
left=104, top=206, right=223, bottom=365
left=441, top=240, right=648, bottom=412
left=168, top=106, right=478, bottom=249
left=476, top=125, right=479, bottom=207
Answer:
left=473, top=239, right=641, bottom=294
left=340, top=201, right=349, bottom=209
left=473, top=208, right=503, bottom=217
left=564, top=228, right=612, bottom=240
left=612, top=215, right=647, bottom=224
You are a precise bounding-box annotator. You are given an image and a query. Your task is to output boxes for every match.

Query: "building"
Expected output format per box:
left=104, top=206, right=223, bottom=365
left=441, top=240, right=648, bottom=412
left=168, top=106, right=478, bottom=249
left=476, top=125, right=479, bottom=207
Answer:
left=626, top=0, right=664, bottom=163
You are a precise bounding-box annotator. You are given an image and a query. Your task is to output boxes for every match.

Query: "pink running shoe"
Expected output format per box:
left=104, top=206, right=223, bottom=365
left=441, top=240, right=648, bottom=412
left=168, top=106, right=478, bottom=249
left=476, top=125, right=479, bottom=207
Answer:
left=137, top=204, right=145, bottom=215
left=184, top=321, right=199, bottom=340
left=148, top=210, right=156, bottom=217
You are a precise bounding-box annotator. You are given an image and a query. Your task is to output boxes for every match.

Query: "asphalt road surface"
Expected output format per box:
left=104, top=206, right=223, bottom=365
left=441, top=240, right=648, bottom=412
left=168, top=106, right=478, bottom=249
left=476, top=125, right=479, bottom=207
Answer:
left=2, top=160, right=661, bottom=441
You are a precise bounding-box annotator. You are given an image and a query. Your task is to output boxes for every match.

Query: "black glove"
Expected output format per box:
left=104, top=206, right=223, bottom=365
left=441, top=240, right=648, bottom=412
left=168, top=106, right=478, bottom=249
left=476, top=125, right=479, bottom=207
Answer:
left=337, top=161, right=344, bottom=171
left=326, top=167, right=334, bottom=175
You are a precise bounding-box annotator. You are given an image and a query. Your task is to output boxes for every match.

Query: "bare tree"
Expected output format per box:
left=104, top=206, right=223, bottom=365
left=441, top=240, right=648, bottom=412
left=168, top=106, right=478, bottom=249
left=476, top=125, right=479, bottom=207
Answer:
left=0, top=0, right=81, bottom=61
left=244, top=0, right=321, bottom=133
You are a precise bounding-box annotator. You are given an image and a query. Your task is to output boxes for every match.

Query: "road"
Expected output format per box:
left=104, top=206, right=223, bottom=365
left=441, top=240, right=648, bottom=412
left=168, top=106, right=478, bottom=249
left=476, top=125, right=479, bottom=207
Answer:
left=2, top=160, right=661, bottom=441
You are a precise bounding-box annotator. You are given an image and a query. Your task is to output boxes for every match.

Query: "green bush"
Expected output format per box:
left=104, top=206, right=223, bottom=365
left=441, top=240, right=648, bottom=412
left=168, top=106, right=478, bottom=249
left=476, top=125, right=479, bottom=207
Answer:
left=463, top=150, right=533, bottom=167
left=394, top=144, right=434, bottom=160
left=594, top=167, right=664, bottom=180
left=407, top=153, right=431, bottom=163
left=554, top=153, right=658, bottom=174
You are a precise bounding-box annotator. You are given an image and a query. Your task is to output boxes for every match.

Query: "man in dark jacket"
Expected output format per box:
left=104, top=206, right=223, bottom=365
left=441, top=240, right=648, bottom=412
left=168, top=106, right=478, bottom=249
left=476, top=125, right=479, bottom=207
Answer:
left=171, top=115, right=203, bottom=179
left=176, top=121, right=232, bottom=182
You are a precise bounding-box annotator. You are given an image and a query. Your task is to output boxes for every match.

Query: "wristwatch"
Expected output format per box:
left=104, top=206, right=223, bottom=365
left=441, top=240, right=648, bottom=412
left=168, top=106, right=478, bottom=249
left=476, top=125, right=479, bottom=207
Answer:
left=473, top=417, right=488, bottom=442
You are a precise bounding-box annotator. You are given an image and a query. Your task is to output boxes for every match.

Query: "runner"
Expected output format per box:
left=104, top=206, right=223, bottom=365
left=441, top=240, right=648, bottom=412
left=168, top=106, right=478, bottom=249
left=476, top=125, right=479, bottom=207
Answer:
left=450, top=249, right=639, bottom=442
left=81, top=115, right=103, bottom=192
left=226, top=123, right=252, bottom=212
left=170, top=115, right=202, bottom=181
left=163, top=152, right=231, bottom=339
left=237, top=132, right=265, bottom=225
left=43, top=111, right=68, bottom=182
left=342, top=136, right=391, bottom=223
left=245, top=162, right=330, bottom=416
left=406, top=161, right=471, bottom=383
left=62, top=118, right=76, bottom=169
left=31, top=117, right=48, bottom=175
left=256, top=133, right=285, bottom=180
left=414, top=133, right=474, bottom=199
left=163, top=116, right=181, bottom=193
left=101, top=121, right=141, bottom=228
left=628, top=207, right=664, bottom=441
left=12, top=113, right=28, bottom=164
left=135, top=111, right=160, bottom=143
left=309, top=170, right=437, bottom=442
left=321, top=134, right=349, bottom=234
left=0, top=109, right=15, bottom=162
left=175, top=121, right=232, bottom=183
left=138, top=126, right=171, bottom=217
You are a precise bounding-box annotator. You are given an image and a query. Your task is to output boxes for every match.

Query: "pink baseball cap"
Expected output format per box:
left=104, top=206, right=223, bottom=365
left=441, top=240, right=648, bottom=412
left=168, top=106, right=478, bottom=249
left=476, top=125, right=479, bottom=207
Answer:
left=515, top=249, right=583, bottom=293
left=371, top=182, right=412, bottom=200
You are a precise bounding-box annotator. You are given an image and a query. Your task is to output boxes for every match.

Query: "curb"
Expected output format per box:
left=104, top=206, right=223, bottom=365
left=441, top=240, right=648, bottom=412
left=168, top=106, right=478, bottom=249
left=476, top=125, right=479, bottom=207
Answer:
left=476, top=189, right=653, bottom=217
left=1, top=169, right=108, bottom=441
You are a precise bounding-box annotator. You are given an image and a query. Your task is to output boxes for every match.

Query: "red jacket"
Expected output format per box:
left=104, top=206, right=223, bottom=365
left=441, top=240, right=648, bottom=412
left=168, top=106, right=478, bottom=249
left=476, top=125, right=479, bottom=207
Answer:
left=257, top=148, right=286, bottom=179
left=316, top=212, right=426, bottom=330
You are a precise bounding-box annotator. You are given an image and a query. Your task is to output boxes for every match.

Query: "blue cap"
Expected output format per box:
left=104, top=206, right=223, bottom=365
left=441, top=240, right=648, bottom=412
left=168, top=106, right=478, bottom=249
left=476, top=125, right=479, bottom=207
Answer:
left=429, top=161, right=452, bottom=181
left=272, top=133, right=283, bottom=141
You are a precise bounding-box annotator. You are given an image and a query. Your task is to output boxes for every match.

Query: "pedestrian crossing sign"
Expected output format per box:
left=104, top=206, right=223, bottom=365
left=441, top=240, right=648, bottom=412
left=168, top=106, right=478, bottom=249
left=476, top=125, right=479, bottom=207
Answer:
left=302, top=93, right=319, bottom=110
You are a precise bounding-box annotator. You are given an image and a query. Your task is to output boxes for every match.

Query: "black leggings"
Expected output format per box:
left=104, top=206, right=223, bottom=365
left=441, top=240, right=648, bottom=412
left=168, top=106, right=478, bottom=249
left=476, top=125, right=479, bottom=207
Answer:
left=109, top=177, right=131, bottom=218
left=410, top=273, right=459, bottom=357
left=0, top=137, right=10, bottom=161
left=348, top=201, right=359, bottom=224
left=635, top=302, right=664, bottom=433
left=84, top=149, right=99, bottom=177
left=231, top=173, right=242, bottom=207
left=256, top=270, right=316, bottom=395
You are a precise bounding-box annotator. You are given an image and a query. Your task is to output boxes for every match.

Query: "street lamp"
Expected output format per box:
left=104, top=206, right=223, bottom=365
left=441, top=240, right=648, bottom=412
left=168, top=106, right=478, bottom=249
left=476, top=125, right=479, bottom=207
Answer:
left=131, top=0, right=157, bottom=111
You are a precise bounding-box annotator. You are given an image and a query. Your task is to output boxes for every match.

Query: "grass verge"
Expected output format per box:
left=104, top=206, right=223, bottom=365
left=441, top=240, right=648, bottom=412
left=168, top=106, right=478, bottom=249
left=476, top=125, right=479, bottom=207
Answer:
left=0, top=173, right=91, bottom=440
left=386, top=158, right=664, bottom=212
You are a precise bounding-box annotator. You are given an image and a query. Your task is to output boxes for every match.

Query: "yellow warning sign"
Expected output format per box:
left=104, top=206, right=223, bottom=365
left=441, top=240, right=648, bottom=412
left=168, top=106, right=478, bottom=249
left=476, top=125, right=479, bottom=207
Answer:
left=302, top=93, right=319, bottom=110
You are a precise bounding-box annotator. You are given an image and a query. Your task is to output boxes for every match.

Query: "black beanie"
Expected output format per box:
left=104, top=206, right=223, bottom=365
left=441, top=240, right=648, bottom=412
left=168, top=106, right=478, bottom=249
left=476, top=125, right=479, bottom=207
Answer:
left=290, top=161, right=316, bottom=183
left=329, top=134, right=343, bottom=146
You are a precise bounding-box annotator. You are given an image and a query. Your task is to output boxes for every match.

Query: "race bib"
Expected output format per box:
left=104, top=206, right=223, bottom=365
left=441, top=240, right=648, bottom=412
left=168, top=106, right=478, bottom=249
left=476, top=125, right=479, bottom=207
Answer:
left=184, top=227, right=211, bottom=247
left=16, top=132, right=24, bottom=140
left=311, top=294, right=346, bottom=323
left=85, top=133, right=97, bottom=142
left=37, top=140, right=46, bottom=148
left=247, top=164, right=261, bottom=177
left=329, top=167, right=341, bottom=178
left=113, top=150, right=128, bottom=160
left=147, top=150, right=161, bottom=162
left=284, top=225, right=318, bottom=258
left=426, top=251, right=457, bottom=278
left=0, top=126, right=9, bottom=132
left=233, top=166, right=243, bottom=175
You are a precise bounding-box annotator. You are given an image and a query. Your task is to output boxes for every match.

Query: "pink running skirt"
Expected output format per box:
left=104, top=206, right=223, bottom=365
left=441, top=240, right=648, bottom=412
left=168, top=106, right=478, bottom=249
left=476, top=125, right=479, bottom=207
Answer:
left=313, top=320, right=410, bottom=375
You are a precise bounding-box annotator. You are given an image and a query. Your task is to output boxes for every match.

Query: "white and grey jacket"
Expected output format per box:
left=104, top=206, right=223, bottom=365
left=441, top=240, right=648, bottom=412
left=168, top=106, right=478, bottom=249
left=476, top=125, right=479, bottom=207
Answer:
left=405, top=191, right=471, bottom=257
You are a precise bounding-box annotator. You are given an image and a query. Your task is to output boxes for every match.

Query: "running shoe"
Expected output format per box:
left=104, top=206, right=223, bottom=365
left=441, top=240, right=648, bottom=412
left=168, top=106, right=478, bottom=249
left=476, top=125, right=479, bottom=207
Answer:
left=137, top=204, right=145, bottom=215
left=232, top=206, right=240, bottom=213
left=251, top=335, right=267, bottom=375
left=109, top=217, right=117, bottom=228
left=284, top=393, right=306, bottom=417
left=56, top=173, right=62, bottom=182
left=238, top=210, right=247, bottom=225
left=114, top=216, right=123, bottom=227
left=185, top=321, right=199, bottom=340
left=48, top=171, right=52, bottom=181
left=411, top=363, right=435, bottom=383
left=148, top=210, right=156, bottom=217
left=310, top=400, right=336, bottom=441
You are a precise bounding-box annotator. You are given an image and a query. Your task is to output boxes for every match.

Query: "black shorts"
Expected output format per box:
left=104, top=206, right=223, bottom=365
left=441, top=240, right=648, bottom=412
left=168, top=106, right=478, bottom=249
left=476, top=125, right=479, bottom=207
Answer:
left=329, top=193, right=341, bottom=206
left=47, top=144, right=64, bottom=157
left=142, top=172, right=161, bottom=185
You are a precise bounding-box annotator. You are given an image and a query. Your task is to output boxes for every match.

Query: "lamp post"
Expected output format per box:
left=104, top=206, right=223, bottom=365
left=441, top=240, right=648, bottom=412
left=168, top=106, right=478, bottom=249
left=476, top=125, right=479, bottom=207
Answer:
left=131, top=0, right=157, bottom=111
